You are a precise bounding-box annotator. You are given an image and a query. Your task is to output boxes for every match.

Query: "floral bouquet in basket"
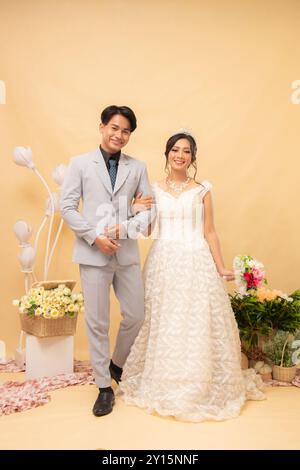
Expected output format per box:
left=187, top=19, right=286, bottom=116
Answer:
left=12, top=281, right=85, bottom=337
left=13, top=283, right=84, bottom=319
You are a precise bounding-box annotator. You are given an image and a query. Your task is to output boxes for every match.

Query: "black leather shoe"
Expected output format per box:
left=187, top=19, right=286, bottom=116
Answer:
left=92, top=390, right=115, bottom=417
left=109, top=361, right=122, bottom=384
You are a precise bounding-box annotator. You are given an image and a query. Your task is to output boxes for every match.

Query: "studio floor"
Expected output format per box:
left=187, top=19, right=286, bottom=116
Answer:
left=0, top=369, right=299, bottom=450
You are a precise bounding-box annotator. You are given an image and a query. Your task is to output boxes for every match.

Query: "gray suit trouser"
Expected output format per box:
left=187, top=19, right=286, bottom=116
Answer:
left=79, top=256, right=145, bottom=388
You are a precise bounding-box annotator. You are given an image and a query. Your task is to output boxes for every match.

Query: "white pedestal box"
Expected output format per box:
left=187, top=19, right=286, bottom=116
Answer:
left=25, top=334, right=74, bottom=380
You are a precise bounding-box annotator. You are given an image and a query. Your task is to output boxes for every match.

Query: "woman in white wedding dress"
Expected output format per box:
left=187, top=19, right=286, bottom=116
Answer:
left=119, top=131, right=265, bottom=422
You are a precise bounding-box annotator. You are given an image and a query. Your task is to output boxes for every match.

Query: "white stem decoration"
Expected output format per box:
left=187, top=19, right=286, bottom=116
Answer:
left=18, top=331, right=24, bottom=351
left=33, top=215, right=48, bottom=281
left=25, top=273, right=29, bottom=294
left=33, top=169, right=54, bottom=280
left=29, top=272, right=34, bottom=289
left=47, top=219, right=64, bottom=275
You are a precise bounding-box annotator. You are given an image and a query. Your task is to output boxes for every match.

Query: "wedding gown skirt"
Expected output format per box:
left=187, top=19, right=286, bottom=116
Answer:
left=119, top=181, right=265, bottom=422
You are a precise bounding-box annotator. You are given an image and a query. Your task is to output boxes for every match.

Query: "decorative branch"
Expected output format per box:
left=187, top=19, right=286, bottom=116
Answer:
left=33, top=168, right=54, bottom=280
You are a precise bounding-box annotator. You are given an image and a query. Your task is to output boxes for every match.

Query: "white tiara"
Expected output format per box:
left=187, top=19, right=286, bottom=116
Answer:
left=170, top=127, right=195, bottom=138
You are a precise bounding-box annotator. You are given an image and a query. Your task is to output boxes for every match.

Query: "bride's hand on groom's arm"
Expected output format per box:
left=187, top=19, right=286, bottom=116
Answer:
left=131, top=192, right=153, bottom=215
left=104, top=224, right=126, bottom=240
left=218, top=267, right=235, bottom=282
left=94, top=235, right=120, bottom=254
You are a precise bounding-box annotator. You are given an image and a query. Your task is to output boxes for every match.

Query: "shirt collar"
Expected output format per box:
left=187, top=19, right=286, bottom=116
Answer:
left=100, top=145, right=121, bottom=164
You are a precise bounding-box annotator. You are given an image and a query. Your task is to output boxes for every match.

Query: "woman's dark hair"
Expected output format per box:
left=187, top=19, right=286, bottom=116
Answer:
left=100, top=105, right=137, bottom=132
left=164, top=133, right=198, bottom=180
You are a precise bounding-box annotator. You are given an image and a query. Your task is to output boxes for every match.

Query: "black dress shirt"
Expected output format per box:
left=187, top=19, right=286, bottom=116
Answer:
left=100, top=146, right=121, bottom=171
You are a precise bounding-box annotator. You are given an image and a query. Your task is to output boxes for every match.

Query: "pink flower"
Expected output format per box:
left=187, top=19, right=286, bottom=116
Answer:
left=252, top=267, right=264, bottom=281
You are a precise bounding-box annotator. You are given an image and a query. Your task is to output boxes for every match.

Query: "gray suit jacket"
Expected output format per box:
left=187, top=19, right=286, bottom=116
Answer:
left=60, top=148, right=156, bottom=267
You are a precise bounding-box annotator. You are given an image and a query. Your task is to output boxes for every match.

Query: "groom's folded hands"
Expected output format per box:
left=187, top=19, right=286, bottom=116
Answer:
left=94, top=234, right=120, bottom=254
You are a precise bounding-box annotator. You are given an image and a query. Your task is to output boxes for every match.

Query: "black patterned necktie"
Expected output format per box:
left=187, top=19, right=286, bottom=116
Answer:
left=108, top=158, right=117, bottom=190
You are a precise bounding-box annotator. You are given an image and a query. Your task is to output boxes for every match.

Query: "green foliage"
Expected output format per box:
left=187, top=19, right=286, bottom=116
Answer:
left=229, top=289, right=300, bottom=353
left=263, top=330, right=300, bottom=367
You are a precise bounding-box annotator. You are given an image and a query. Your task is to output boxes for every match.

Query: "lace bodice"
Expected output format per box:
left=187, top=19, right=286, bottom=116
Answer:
left=152, top=180, right=212, bottom=242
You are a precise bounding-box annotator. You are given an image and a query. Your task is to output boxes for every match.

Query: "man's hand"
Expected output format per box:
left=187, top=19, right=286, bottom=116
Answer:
left=104, top=224, right=125, bottom=240
left=132, top=192, right=153, bottom=215
left=94, top=235, right=120, bottom=254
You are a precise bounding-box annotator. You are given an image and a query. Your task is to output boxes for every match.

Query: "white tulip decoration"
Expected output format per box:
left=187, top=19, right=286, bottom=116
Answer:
left=52, top=164, right=67, bottom=187
left=13, top=146, right=55, bottom=280
left=13, top=220, right=32, bottom=247
left=13, top=147, right=35, bottom=169
left=18, top=245, right=36, bottom=294
left=13, top=148, right=69, bottom=366
left=18, top=245, right=36, bottom=273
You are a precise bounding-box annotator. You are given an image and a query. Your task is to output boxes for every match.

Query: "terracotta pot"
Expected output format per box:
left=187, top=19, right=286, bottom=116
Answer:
left=260, top=372, right=272, bottom=381
left=241, top=352, right=249, bottom=369
left=249, top=359, right=256, bottom=368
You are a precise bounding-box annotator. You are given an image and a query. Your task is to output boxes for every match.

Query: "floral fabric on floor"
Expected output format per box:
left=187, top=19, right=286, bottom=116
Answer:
left=0, top=360, right=94, bottom=416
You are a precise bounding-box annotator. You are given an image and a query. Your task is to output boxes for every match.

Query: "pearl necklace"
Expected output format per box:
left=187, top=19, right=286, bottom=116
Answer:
left=166, top=176, right=191, bottom=193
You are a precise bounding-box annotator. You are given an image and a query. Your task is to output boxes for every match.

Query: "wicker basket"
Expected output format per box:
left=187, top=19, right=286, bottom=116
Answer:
left=20, top=279, right=78, bottom=337
left=272, top=365, right=297, bottom=383
left=31, top=280, right=76, bottom=290
left=20, top=314, right=78, bottom=337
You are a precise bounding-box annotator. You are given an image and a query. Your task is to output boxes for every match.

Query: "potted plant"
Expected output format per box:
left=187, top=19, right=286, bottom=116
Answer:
left=230, top=255, right=300, bottom=360
left=230, top=288, right=300, bottom=357
left=263, top=330, right=300, bottom=382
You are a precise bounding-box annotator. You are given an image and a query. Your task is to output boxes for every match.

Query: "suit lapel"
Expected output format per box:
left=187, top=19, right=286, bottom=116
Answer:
left=92, top=148, right=130, bottom=195
left=92, top=148, right=113, bottom=194
left=113, top=153, right=130, bottom=194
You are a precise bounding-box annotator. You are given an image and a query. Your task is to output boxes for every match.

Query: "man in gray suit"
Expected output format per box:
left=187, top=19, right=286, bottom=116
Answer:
left=60, top=105, right=155, bottom=416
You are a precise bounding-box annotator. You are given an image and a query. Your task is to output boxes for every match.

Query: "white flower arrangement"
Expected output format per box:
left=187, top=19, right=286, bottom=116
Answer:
left=12, top=284, right=84, bottom=319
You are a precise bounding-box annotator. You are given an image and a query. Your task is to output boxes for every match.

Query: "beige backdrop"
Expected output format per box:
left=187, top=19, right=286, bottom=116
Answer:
left=0, top=0, right=299, bottom=356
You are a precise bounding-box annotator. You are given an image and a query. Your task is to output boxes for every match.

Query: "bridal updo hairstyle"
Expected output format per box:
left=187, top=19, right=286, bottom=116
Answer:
left=164, top=132, right=198, bottom=180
